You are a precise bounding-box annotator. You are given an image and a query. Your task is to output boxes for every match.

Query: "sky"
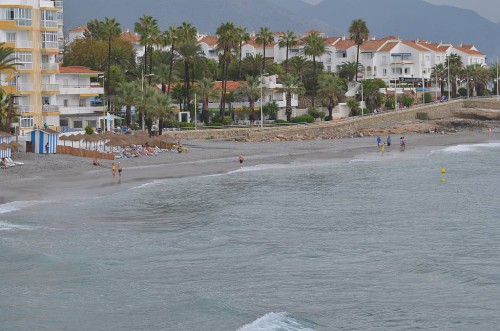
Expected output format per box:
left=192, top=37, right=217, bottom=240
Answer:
left=301, top=0, right=500, bottom=23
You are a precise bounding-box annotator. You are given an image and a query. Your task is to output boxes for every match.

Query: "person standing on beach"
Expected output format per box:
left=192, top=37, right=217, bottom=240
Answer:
left=239, top=153, right=245, bottom=167
left=377, top=136, right=382, bottom=147
left=45, top=142, right=49, bottom=154
left=386, top=135, right=392, bottom=147
left=380, top=142, right=385, bottom=155
left=111, top=162, right=116, bottom=177
left=117, top=161, right=122, bottom=177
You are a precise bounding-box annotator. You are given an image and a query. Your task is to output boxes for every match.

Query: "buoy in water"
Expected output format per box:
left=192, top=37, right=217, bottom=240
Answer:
left=441, top=168, right=446, bottom=174
left=441, top=178, right=446, bottom=183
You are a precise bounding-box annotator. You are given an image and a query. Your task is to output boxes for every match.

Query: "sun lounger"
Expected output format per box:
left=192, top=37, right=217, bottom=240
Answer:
left=6, top=157, right=24, bottom=166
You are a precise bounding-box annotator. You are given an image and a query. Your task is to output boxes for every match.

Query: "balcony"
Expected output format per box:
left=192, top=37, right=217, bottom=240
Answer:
left=14, top=40, right=33, bottom=48
left=41, top=20, right=58, bottom=29
left=42, top=105, right=59, bottom=112
left=16, top=63, right=33, bottom=71
left=41, top=84, right=59, bottom=92
left=58, top=106, right=105, bottom=116
left=18, top=105, right=34, bottom=113
left=17, top=83, right=33, bottom=92
left=59, top=85, right=104, bottom=96
left=41, top=41, right=59, bottom=50
left=41, top=62, right=59, bottom=71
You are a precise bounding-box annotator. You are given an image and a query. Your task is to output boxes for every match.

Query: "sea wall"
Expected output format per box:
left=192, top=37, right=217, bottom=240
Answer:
left=173, top=98, right=499, bottom=141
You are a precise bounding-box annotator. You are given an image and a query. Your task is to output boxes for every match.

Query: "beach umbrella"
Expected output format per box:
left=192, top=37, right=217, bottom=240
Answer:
left=59, top=135, right=69, bottom=146
left=0, top=142, right=9, bottom=150
left=8, top=141, right=22, bottom=152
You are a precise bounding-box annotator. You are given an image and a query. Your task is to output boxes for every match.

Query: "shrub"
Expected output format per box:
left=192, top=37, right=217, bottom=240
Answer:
left=207, top=122, right=224, bottom=127
left=423, top=92, right=433, bottom=104
left=84, top=125, right=94, bottom=135
left=273, top=119, right=288, bottom=124
left=290, top=114, right=315, bottom=123
left=416, top=112, right=430, bottom=120
left=324, top=116, right=333, bottom=121
left=211, top=115, right=233, bottom=124
left=179, top=122, right=195, bottom=128
left=307, top=107, right=321, bottom=119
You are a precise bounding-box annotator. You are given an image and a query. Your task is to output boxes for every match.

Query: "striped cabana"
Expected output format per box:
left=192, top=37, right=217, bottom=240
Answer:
left=30, top=129, right=59, bottom=154
left=0, top=131, right=12, bottom=159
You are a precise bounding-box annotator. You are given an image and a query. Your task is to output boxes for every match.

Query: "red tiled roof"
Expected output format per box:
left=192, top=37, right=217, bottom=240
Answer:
left=199, top=36, right=218, bottom=47
left=69, top=25, right=88, bottom=33
left=360, top=40, right=386, bottom=51
left=324, top=37, right=341, bottom=46
left=120, top=31, right=141, bottom=43
left=214, top=81, right=242, bottom=91
left=333, top=39, right=356, bottom=49
left=59, top=66, right=103, bottom=74
left=454, top=45, right=484, bottom=55
left=402, top=41, right=430, bottom=52
left=417, top=42, right=450, bottom=53
left=379, top=41, right=399, bottom=52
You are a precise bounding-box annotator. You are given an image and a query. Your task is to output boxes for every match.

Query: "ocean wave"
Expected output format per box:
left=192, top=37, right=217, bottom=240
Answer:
left=441, top=142, right=500, bottom=154
left=0, top=200, right=48, bottom=215
left=237, top=312, right=315, bottom=331
left=0, top=221, right=33, bottom=231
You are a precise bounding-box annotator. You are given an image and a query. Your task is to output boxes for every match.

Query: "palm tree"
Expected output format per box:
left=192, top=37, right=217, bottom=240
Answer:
left=338, top=61, right=363, bottom=82
left=137, top=85, right=156, bottom=135
left=446, top=53, right=462, bottom=97
left=0, top=89, right=12, bottom=132
left=465, top=64, right=489, bottom=97
left=195, top=78, right=220, bottom=125
left=255, top=27, right=274, bottom=73
left=318, top=74, right=347, bottom=118
left=164, top=25, right=179, bottom=96
left=278, top=30, right=298, bottom=75
left=151, top=93, right=175, bottom=135
left=237, top=75, right=261, bottom=121
left=114, top=81, right=139, bottom=127
left=134, top=15, right=159, bottom=80
left=431, top=63, right=447, bottom=98
left=241, top=54, right=265, bottom=77
left=303, top=31, right=326, bottom=106
left=348, top=19, right=369, bottom=82
left=216, top=22, right=238, bottom=122
left=288, top=56, right=312, bottom=84
left=176, top=40, right=202, bottom=112
left=102, top=17, right=121, bottom=112
left=279, top=74, right=305, bottom=121
left=489, top=62, right=500, bottom=97
left=0, top=42, right=20, bottom=132
left=236, top=26, right=250, bottom=79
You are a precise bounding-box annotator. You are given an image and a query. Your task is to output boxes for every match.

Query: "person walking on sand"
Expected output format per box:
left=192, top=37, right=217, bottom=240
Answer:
left=380, top=142, right=385, bottom=155
left=111, top=162, right=116, bottom=177
left=117, top=161, right=122, bottom=177
left=386, top=135, right=392, bottom=147
left=239, top=153, right=245, bottom=166
left=45, top=142, right=49, bottom=154
left=376, top=136, right=382, bottom=147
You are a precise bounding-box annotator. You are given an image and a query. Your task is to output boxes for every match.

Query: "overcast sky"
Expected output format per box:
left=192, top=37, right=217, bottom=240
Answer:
left=302, top=0, right=500, bottom=23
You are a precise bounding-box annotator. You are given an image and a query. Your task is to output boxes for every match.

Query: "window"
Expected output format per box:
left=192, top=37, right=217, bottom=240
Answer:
left=63, top=99, right=68, bottom=107
left=87, top=120, right=97, bottom=128
left=79, top=99, right=86, bottom=107
left=73, top=121, right=83, bottom=129
left=10, top=51, right=32, bottom=70
left=41, top=32, right=58, bottom=49
left=0, top=8, right=32, bottom=26
left=392, top=68, right=402, bottom=75
left=60, top=119, right=68, bottom=127
left=7, top=32, right=16, bottom=43
left=404, top=68, right=410, bottom=74
left=42, top=96, right=50, bottom=105
left=425, top=55, right=430, bottom=61
left=20, top=116, right=34, bottom=128
left=382, top=68, right=387, bottom=77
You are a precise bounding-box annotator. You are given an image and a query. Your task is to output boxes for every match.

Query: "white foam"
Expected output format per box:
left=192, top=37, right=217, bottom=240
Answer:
left=441, top=142, right=500, bottom=154
left=0, top=200, right=48, bottom=215
left=0, top=221, right=33, bottom=231
left=237, top=312, right=314, bottom=331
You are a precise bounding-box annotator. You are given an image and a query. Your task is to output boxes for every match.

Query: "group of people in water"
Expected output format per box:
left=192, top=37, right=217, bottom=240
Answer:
left=377, top=135, right=407, bottom=154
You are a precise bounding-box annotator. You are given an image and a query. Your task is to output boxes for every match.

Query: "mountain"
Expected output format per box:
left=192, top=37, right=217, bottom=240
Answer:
left=64, top=0, right=500, bottom=58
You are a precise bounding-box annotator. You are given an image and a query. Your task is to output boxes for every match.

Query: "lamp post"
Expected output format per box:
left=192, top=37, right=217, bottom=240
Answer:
left=141, top=70, right=155, bottom=131
left=394, top=78, right=398, bottom=111
left=98, top=74, right=106, bottom=132
left=435, top=69, right=438, bottom=102
left=447, top=55, right=451, bottom=101
left=194, top=92, right=197, bottom=130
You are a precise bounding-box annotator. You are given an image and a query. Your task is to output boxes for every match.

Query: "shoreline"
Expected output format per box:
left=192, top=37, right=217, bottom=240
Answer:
left=1, top=130, right=497, bottom=206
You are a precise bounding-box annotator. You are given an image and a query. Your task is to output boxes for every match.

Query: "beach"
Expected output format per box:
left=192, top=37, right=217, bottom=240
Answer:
left=1, top=129, right=495, bottom=205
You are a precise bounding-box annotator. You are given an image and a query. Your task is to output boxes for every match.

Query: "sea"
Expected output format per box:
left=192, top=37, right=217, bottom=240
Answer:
left=1, top=140, right=500, bottom=331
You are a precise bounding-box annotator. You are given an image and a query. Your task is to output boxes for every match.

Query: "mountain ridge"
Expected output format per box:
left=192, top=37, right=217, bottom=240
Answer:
left=64, top=0, right=500, bottom=58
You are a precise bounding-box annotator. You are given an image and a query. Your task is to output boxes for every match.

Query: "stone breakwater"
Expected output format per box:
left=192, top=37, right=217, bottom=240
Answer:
left=169, top=99, right=500, bottom=142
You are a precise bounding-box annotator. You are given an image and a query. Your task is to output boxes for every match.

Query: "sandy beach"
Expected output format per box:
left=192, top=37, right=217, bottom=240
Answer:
left=1, top=129, right=496, bottom=206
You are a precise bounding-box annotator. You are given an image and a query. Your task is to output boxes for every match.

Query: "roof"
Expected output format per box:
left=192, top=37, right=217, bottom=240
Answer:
left=402, top=41, right=430, bottom=52
left=120, top=31, right=141, bottom=43
left=454, top=45, right=484, bottom=56
left=199, top=36, right=218, bottom=47
left=59, top=66, right=103, bottom=74
left=379, top=42, right=399, bottom=52
left=324, top=37, right=341, bottom=46
left=214, top=81, right=242, bottom=92
left=69, top=25, right=88, bottom=33
left=360, top=40, right=386, bottom=51
left=417, top=42, right=450, bottom=53
left=332, top=39, right=356, bottom=50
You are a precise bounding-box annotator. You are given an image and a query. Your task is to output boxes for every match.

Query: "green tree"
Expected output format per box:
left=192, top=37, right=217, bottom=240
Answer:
left=446, top=53, right=462, bottom=97
left=303, top=31, right=326, bottom=106
left=101, top=17, right=121, bottom=101
left=137, top=85, right=156, bottom=134
left=241, top=54, right=265, bottom=77
left=163, top=25, right=179, bottom=95
left=177, top=39, right=202, bottom=111
left=195, top=78, right=220, bottom=125
left=151, top=93, right=175, bottom=135
left=216, top=22, right=238, bottom=122
left=338, top=61, right=363, bottom=82
left=236, top=26, right=250, bottom=79
left=114, top=81, right=139, bottom=127
left=317, top=74, right=347, bottom=118
left=237, top=75, right=261, bottom=120
left=0, top=42, right=20, bottom=132
left=348, top=19, right=370, bottom=82
left=134, top=15, right=160, bottom=79
left=255, top=27, right=274, bottom=73
left=362, top=78, right=386, bottom=110
left=431, top=63, right=447, bottom=98
left=263, top=101, right=279, bottom=120
left=279, top=74, right=305, bottom=121
left=288, top=56, right=312, bottom=84
left=278, top=30, right=298, bottom=75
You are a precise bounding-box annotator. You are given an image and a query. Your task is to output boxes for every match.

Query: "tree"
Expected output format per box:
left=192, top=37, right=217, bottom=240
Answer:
left=303, top=31, right=326, bottom=106
left=237, top=75, right=261, bottom=120
left=195, top=78, right=220, bottom=125
left=137, top=85, right=156, bottom=134
left=216, top=22, right=238, bottom=122
left=279, top=74, right=305, bottom=121
left=317, top=74, right=347, bottom=118
left=489, top=62, right=500, bottom=97
left=362, top=78, right=386, bottom=110
left=236, top=26, right=250, bottom=79
left=288, top=56, right=312, bottom=84
left=446, top=53, right=462, bottom=97
left=0, top=43, right=20, bottom=132
left=278, top=30, right=298, bottom=75
left=241, top=54, right=265, bottom=77
left=151, top=93, right=175, bottom=135
left=164, top=25, right=179, bottom=95
left=134, top=15, right=160, bottom=80
left=431, top=63, right=447, bottom=98
left=255, top=27, right=274, bottom=73
left=464, top=64, right=490, bottom=96
left=348, top=19, right=369, bottom=82
left=101, top=17, right=121, bottom=99
left=176, top=40, right=202, bottom=112
left=114, top=81, right=139, bottom=127
left=338, top=61, right=363, bottom=82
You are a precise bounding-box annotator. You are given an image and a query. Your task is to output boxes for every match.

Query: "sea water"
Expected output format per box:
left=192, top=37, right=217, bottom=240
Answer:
left=1, top=141, right=500, bottom=330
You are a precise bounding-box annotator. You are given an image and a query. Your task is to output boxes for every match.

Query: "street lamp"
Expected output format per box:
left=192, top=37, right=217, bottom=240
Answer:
left=447, top=55, right=451, bottom=101
left=141, top=71, right=155, bottom=131
left=98, top=74, right=106, bottom=132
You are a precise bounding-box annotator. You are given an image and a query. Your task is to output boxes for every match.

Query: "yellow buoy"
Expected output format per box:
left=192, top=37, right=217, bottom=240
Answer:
left=441, top=178, right=446, bottom=183
left=441, top=168, right=446, bottom=174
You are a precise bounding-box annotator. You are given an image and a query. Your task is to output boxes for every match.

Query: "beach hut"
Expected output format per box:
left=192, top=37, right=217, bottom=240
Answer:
left=30, top=129, right=59, bottom=154
left=0, top=131, right=12, bottom=158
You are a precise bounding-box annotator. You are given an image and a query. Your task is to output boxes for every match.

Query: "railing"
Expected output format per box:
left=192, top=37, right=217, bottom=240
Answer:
left=41, top=62, right=59, bottom=70
left=42, top=105, right=59, bottom=112
left=18, top=105, right=33, bottom=113
left=41, top=20, right=58, bottom=28
left=15, top=40, right=33, bottom=48
left=54, top=1, right=63, bottom=9
left=16, top=63, right=33, bottom=70
left=17, top=83, right=33, bottom=91
left=41, top=84, right=59, bottom=91
left=41, top=42, right=59, bottom=49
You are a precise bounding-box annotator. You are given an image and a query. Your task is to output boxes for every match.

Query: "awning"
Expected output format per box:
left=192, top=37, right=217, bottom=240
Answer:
left=80, top=94, right=100, bottom=97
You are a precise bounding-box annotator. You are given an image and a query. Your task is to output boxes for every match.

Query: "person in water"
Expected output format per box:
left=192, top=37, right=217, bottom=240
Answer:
left=239, top=153, right=245, bottom=166
left=111, top=162, right=116, bottom=177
